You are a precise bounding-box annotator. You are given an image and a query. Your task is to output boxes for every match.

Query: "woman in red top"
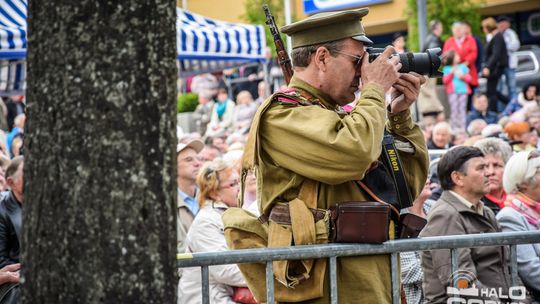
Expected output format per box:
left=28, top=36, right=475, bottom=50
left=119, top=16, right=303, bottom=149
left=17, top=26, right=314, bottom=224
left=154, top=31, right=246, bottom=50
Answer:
left=443, top=22, right=479, bottom=88
left=474, top=137, right=513, bottom=214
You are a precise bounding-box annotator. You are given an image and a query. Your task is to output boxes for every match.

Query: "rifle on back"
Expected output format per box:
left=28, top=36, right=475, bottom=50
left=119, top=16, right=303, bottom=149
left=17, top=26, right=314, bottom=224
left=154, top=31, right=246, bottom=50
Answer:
left=263, top=4, right=293, bottom=85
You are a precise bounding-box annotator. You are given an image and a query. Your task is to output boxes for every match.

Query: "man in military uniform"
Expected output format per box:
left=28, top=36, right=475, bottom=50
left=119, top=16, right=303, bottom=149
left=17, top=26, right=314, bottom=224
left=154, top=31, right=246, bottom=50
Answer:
left=224, top=8, right=429, bottom=303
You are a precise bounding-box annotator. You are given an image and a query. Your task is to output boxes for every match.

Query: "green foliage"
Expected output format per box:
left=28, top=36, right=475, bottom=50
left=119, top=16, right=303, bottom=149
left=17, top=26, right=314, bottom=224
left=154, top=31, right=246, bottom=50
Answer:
left=405, top=0, right=483, bottom=52
left=405, top=0, right=419, bottom=52
left=177, top=93, right=199, bottom=113
left=242, top=0, right=289, bottom=56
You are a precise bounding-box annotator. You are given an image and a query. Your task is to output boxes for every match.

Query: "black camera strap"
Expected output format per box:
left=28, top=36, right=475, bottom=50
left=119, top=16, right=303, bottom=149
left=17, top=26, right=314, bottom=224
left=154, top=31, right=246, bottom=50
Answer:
left=380, top=131, right=413, bottom=209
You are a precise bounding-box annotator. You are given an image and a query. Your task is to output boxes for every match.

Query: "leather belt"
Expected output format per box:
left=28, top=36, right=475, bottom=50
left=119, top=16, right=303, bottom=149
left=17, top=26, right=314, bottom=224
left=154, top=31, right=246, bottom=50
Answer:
left=266, top=203, right=328, bottom=225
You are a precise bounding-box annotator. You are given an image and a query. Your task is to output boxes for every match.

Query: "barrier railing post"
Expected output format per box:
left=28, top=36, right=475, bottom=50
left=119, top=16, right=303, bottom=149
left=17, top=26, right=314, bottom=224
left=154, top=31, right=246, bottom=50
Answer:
left=450, top=248, right=458, bottom=287
left=509, top=244, right=518, bottom=287
left=391, top=252, right=400, bottom=304
left=201, top=265, right=210, bottom=304
left=266, top=261, right=274, bottom=303
left=329, top=256, right=338, bottom=304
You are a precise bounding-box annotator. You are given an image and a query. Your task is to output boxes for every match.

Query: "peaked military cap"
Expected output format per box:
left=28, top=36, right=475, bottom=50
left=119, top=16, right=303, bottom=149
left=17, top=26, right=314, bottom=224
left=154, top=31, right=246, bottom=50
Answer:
left=281, top=8, right=373, bottom=49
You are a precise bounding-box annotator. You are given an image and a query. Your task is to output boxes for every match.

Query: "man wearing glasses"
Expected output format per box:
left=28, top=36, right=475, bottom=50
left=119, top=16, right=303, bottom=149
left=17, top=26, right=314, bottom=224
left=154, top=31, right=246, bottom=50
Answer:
left=225, top=7, right=429, bottom=303
left=176, top=139, right=204, bottom=254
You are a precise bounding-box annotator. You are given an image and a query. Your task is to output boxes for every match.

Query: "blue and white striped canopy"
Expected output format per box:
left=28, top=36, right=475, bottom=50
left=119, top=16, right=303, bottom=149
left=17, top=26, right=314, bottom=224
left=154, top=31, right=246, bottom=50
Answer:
left=0, top=0, right=26, bottom=60
left=0, top=4, right=268, bottom=93
left=177, top=8, right=266, bottom=76
left=0, top=0, right=26, bottom=95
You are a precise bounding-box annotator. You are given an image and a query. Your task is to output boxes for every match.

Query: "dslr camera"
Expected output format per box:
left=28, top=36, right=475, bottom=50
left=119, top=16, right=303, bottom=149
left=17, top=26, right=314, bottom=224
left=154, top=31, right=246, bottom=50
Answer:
left=366, top=47, right=443, bottom=78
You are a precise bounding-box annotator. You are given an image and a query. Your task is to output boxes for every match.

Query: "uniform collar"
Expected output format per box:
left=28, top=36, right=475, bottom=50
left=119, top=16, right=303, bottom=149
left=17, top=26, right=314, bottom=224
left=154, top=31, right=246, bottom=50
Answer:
left=289, top=76, right=338, bottom=110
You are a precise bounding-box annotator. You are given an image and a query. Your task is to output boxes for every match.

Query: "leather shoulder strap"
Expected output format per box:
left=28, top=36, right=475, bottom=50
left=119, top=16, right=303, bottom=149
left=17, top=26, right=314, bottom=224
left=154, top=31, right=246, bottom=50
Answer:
left=356, top=180, right=400, bottom=218
left=242, top=88, right=304, bottom=170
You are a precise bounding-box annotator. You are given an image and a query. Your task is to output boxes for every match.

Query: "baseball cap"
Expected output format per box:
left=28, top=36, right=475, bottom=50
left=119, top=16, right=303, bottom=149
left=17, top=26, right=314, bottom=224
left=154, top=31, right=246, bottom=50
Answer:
left=177, top=139, right=204, bottom=154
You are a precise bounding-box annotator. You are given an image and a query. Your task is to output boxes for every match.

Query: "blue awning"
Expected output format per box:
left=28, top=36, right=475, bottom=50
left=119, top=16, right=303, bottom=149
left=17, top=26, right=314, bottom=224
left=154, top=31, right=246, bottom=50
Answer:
left=177, top=8, right=266, bottom=76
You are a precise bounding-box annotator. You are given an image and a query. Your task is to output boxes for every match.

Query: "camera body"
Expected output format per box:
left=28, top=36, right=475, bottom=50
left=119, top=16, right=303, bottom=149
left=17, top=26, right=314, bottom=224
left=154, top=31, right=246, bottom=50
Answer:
left=366, top=47, right=443, bottom=78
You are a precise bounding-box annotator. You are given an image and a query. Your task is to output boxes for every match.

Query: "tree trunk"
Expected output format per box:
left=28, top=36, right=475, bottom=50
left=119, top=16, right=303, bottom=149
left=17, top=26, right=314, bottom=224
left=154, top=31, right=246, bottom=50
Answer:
left=23, top=1, right=177, bottom=303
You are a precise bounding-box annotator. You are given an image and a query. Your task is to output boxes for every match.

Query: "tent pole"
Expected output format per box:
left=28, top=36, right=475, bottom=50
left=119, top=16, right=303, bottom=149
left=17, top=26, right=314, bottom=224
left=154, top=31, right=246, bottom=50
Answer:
left=417, top=0, right=427, bottom=51
left=284, top=0, right=292, bottom=55
left=182, top=0, right=188, bottom=10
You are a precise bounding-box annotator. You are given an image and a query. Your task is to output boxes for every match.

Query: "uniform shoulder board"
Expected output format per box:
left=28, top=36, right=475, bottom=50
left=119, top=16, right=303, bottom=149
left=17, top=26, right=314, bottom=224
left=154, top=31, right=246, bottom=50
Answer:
left=273, top=87, right=313, bottom=106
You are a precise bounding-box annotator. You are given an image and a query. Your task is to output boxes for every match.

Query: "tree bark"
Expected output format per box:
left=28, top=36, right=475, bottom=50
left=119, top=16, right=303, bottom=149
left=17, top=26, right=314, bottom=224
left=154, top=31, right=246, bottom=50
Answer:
left=23, top=1, right=177, bottom=303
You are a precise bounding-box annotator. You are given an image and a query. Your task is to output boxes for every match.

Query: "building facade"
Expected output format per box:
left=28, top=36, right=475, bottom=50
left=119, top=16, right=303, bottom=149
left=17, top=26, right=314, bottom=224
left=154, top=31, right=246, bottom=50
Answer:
left=180, top=0, right=540, bottom=46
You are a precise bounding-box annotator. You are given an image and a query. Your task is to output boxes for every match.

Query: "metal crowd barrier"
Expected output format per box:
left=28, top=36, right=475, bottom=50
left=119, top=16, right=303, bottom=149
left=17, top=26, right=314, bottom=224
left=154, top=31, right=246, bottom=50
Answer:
left=177, top=231, right=540, bottom=304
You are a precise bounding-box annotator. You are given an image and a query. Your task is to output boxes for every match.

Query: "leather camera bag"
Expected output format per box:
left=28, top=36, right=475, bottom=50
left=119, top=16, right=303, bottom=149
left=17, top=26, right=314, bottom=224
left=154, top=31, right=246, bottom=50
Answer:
left=330, top=201, right=390, bottom=244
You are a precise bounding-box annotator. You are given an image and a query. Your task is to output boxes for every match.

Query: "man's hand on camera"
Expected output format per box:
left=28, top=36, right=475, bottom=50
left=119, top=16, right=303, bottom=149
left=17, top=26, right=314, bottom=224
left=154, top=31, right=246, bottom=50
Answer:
left=361, top=46, right=401, bottom=93
left=389, top=72, right=426, bottom=113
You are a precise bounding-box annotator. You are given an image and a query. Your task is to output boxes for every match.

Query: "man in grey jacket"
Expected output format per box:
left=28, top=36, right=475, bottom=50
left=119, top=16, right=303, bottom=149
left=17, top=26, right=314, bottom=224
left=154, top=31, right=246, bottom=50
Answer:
left=420, top=146, right=511, bottom=303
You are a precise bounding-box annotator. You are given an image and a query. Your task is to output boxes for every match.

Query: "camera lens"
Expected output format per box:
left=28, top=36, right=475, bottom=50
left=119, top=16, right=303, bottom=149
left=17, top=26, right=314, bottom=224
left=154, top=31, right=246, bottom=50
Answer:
left=367, top=47, right=442, bottom=78
left=399, top=48, right=442, bottom=77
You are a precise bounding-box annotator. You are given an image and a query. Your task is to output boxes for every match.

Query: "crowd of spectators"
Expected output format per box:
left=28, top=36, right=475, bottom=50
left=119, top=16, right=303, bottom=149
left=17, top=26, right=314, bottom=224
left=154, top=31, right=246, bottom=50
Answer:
left=418, top=15, right=540, bottom=155
left=175, top=13, right=540, bottom=303
left=176, top=84, right=540, bottom=303
left=0, top=9, right=536, bottom=303
left=0, top=95, right=26, bottom=303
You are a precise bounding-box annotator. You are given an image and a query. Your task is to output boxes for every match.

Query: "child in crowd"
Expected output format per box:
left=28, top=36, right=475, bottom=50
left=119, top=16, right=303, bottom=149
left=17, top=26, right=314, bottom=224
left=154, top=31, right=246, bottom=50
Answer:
left=442, top=50, right=472, bottom=131
left=466, top=93, right=499, bottom=126
left=502, top=83, right=539, bottom=116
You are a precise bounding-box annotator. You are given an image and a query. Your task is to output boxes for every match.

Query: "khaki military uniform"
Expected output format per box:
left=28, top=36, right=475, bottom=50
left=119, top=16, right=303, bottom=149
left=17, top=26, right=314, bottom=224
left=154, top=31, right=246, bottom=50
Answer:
left=223, top=6, right=429, bottom=303
left=227, top=76, right=428, bottom=303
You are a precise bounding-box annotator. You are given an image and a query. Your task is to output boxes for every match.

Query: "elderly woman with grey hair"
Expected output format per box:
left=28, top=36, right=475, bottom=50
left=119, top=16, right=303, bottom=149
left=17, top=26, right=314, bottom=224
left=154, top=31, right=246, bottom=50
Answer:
left=474, top=137, right=513, bottom=214
left=497, top=150, right=540, bottom=301
left=179, top=158, right=250, bottom=304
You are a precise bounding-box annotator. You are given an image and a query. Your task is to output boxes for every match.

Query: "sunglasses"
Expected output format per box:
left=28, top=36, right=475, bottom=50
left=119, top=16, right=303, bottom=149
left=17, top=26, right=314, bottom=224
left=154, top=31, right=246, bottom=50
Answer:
left=334, top=50, right=364, bottom=68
